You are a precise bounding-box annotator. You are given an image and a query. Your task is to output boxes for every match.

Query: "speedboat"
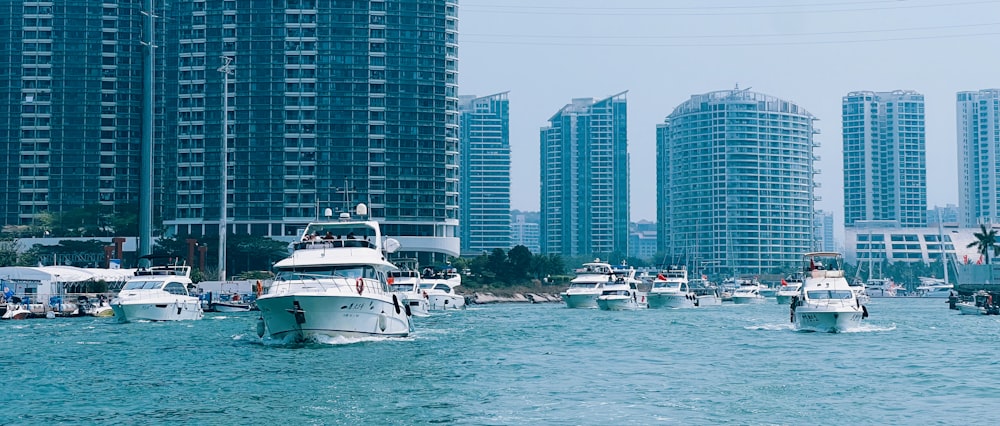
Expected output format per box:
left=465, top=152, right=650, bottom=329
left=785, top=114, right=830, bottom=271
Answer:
left=77, top=295, right=115, bottom=317
left=111, top=255, right=204, bottom=322
left=211, top=294, right=254, bottom=313
left=730, top=279, right=765, bottom=304
left=420, top=265, right=465, bottom=311
left=561, top=259, right=615, bottom=308
left=388, top=268, right=429, bottom=317
left=916, top=278, right=954, bottom=298
left=596, top=264, right=646, bottom=311
left=1, top=297, right=30, bottom=320
left=255, top=205, right=412, bottom=342
left=647, top=266, right=697, bottom=309
left=688, top=278, right=722, bottom=306
left=957, top=291, right=997, bottom=315
left=849, top=278, right=871, bottom=305
left=775, top=276, right=803, bottom=305
left=790, top=252, right=868, bottom=333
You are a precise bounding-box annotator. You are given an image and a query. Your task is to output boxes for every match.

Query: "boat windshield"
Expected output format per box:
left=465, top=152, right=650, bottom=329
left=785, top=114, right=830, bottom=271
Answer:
left=122, top=280, right=164, bottom=290
left=389, top=284, right=415, bottom=292
left=419, top=283, right=434, bottom=289
left=652, top=282, right=681, bottom=290
left=806, top=290, right=853, bottom=300
left=275, top=265, right=377, bottom=281
left=601, top=290, right=629, bottom=296
left=569, top=282, right=600, bottom=289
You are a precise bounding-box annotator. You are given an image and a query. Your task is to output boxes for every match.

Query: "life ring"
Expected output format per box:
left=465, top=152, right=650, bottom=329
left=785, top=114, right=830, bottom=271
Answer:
left=355, top=277, right=364, bottom=294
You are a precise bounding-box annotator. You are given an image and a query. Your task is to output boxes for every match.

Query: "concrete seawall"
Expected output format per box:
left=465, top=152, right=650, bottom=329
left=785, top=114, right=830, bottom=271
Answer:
left=466, top=292, right=562, bottom=304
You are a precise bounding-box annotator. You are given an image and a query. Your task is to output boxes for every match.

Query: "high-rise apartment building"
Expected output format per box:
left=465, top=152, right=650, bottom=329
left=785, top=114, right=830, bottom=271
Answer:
left=510, top=213, right=540, bottom=254
left=657, top=89, right=817, bottom=277
left=540, top=92, right=629, bottom=257
left=459, top=92, right=510, bottom=256
left=842, top=90, right=927, bottom=228
left=0, top=2, right=171, bottom=228
left=814, top=210, right=836, bottom=253
left=957, top=89, right=1000, bottom=227
left=163, top=0, right=460, bottom=265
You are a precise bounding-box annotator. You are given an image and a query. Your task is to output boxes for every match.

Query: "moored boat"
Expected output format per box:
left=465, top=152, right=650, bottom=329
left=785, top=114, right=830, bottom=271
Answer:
left=561, top=259, right=614, bottom=309
left=956, top=291, right=998, bottom=315
left=389, top=268, right=429, bottom=317
left=596, top=264, right=646, bottom=311
left=647, top=266, right=696, bottom=309
left=255, top=205, right=411, bottom=342
left=111, top=255, right=204, bottom=322
left=730, top=278, right=765, bottom=304
left=775, top=275, right=803, bottom=305
left=420, top=265, right=465, bottom=311
left=790, top=252, right=868, bottom=333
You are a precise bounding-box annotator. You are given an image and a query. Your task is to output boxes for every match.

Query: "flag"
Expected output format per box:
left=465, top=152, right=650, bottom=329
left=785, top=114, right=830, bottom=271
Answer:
left=977, top=255, right=984, bottom=265
left=809, top=258, right=815, bottom=270
left=781, top=279, right=788, bottom=286
left=387, top=276, right=395, bottom=284
left=656, top=274, right=667, bottom=280
left=964, top=255, right=969, bottom=264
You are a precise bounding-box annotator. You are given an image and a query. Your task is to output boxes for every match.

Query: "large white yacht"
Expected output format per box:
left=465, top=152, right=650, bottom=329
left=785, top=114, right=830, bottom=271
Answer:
left=647, top=266, right=696, bottom=309
left=916, top=277, right=954, bottom=298
left=420, top=266, right=465, bottom=311
left=561, top=260, right=615, bottom=308
left=111, top=255, right=203, bottom=322
left=255, top=205, right=412, bottom=342
left=865, top=277, right=899, bottom=298
left=790, top=252, right=868, bottom=333
left=596, top=264, right=647, bottom=311
left=388, top=268, right=430, bottom=317
left=730, top=278, right=765, bottom=304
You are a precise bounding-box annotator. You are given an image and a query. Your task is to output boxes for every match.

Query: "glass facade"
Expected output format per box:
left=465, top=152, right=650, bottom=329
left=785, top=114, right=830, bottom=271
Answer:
left=162, top=0, right=459, bottom=264
left=656, top=89, right=817, bottom=277
left=540, top=92, right=629, bottom=256
left=458, top=92, right=510, bottom=255
left=842, top=90, right=927, bottom=228
left=957, top=89, right=1000, bottom=227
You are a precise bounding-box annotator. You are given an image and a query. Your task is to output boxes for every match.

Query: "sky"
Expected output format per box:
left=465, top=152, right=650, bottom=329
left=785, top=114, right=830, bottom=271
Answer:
left=456, top=0, right=1000, bottom=231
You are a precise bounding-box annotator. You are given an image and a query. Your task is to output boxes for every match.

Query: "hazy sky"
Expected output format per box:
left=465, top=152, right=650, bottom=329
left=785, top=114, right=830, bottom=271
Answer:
left=457, top=0, right=1000, bottom=229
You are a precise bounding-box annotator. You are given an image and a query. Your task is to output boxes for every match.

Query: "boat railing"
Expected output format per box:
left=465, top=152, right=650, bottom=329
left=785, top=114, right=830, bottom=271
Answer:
left=293, top=239, right=376, bottom=251
left=273, top=273, right=390, bottom=296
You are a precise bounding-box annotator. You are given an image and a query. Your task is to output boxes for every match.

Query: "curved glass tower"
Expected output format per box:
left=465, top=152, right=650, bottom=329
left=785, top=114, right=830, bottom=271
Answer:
left=656, top=89, right=818, bottom=277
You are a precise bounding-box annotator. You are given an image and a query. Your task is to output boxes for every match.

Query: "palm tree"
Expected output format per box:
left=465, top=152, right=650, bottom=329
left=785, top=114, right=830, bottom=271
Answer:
left=966, top=224, right=1000, bottom=264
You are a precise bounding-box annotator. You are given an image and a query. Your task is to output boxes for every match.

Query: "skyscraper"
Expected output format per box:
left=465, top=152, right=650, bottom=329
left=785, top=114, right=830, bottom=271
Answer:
left=657, top=89, right=817, bottom=277
left=459, top=92, right=511, bottom=255
left=814, top=210, right=836, bottom=253
left=540, top=92, right=628, bottom=256
left=842, top=90, right=927, bottom=228
left=957, top=89, right=1000, bottom=227
left=0, top=2, right=171, bottom=229
left=163, top=0, right=460, bottom=265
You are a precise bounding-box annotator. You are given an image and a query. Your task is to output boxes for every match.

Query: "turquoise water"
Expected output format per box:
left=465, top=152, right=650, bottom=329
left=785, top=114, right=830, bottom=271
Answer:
left=3, top=298, right=997, bottom=425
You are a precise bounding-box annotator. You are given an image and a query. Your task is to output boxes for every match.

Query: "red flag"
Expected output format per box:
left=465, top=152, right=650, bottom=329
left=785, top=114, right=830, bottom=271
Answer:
left=781, top=279, right=788, bottom=286
left=964, top=254, right=969, bottom=264
left=387, top=276, right=394, bottom=284
left=657, top=273, right=667, bottom=280
left=977, top=255, right=984, bottom=265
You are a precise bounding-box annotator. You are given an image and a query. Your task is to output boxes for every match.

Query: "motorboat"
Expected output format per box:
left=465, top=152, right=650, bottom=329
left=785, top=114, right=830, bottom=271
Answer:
left=596, top=264, right=647, bottom=311
left=647, top=266, right=697, bottom=309
left=211, top=294, right=254, bottom=313
left=111, top=255, right=204, bottom=322
left=688, top=278, right=722, bottom=306
left=1, top=297, right=30, bottom=320
left=848, top=278, right=871, bottom=305
left=730, top=278, right=765, bottom=304
left=255, top=205, right=412, bottom=342
left=420, top=265, right=465, bottom=311
left=916, top=277, right=954, bottom=298
left=775, top=276, right=803, bottom=305
left=388, top=268, right=429, bottom=317
left=956, top=291, right=998, bottom=315
left=790, top=252, right=868, bottom=333
left=561, top=259, right=614, bottom=309
left=77, top=295, right=115, bottom=317
left=865, top=278, right=899, bottom=298
left=759, top=285, right=779, bottom=298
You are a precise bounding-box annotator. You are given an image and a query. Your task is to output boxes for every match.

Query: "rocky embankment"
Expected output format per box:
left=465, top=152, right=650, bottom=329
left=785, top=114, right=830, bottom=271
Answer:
left=463, top=290, right=563, bottom=305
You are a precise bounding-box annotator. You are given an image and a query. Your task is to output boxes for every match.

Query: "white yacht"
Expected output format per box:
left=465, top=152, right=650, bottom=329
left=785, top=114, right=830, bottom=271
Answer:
left=561, top=260, right=614, bottom=309
left=688, top=278, right=722, bottom=306
left=916, top=277, right=954, bottom=298
left=775, top=276, right=803, bottom=305
left=111, top=255, right=204, bottom=322
left=790, top=252, right=868, bottom=333
left=647, top=266, right=696, bottom=309
left=420, top=266, right=465, bottom=311
left=865, top=277, right=899, bottom=298
left=388, top=268, right=430, bottom=317
left=849, top=278, right=871, bottom=305
left=255, top=205, right=412, bottom=342
left=596, top=264, right=647, bottom=311
left=730, top=278, right=765, bottom=304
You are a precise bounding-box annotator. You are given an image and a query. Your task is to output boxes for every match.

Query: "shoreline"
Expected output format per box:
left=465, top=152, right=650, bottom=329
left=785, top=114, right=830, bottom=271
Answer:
left=463, top=291, right=562, bottom=304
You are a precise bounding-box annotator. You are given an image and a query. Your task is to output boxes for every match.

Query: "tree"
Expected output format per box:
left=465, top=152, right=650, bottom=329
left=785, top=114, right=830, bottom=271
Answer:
left=0, top=238, right=19, bottom=266
left=486, top=248, right=509, bottom=283
left=506, top=245, right=532, bottom=283
left=966, top=224, right=1000, bottom=264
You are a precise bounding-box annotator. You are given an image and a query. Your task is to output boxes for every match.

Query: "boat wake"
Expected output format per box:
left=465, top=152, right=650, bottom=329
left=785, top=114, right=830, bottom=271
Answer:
left=241, top=332, right=416, bottom=347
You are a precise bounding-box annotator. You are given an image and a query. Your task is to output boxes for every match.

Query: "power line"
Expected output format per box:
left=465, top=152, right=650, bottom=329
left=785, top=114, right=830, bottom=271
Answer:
left=461, top=0, right=997, bottom=16
left=459, top=31, right=1000, bottom=47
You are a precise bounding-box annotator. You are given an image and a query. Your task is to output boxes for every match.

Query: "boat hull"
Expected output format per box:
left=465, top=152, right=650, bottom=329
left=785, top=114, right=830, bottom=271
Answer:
left=957, top=303, right=986, bottom=315
left=427, top=294, right=465, bottom=311
left=647, top=293, right=694, bottom=309
left=256, top=294, right=410, bottom=341
left=775, top=294, right=796, bottom=305
left=696, top=295, right=722, bottom=306
left=111, top=299, right=203, bottom=322
left=597, top=296, right=645, bottom=311
left=561, top=293, right=599, bottom=309
left=212, top=302, right=253, bottom=313
left=731, top=295, right=764, bottom=304
left=793, top=308, right=864, bottom=332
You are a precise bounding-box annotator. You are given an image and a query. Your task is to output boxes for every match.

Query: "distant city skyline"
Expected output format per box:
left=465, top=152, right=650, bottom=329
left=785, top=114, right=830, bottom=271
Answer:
left=458, top=0, right=1000, bottom=230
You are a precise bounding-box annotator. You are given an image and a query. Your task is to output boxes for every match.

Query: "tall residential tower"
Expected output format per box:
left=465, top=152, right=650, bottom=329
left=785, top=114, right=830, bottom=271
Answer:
left=842, top=90, right=927, bottom=228
left=540, top=92, right=629, bottom=257
left=657, top=89, right=817, bottom=277
left=957, top=89, right=1000, bottom=227
left=459, top=92, right=511, bottom=255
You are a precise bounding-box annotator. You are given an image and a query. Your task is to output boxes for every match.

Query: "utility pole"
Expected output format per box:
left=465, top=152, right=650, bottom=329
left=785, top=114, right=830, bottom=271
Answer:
left=139, top=0, right=157, bottom=257
left=218, top=56, right=234, bottom=280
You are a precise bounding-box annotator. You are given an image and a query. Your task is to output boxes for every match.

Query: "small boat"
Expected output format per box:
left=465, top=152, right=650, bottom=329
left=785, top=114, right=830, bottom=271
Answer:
left=255, top=205, right=412, bottom=341
left=388, top=268, right=430, bottom=317
left=77, top=295, right=115, bottom=317
left=596, top=264, right=646, bottom=311
left=1, top=297, right=30, bottom=320
left=759, top=285, right=779, bottom=298
left=956, top=291, right=998, bottom=315
left=560, top=259, right=615, bottom=309
left=111, top=255, right=204, bottom=322
left=775, top=275, right=803, bottom=305
left=647, top=266, right=697, bottom=309
left=730, top=279, right=765, bottom=304
left=420, top=265, right=465, bottom=311
left=790, top=252, right=868, bottom=333
left=849, top=278, right=871, bottom=305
